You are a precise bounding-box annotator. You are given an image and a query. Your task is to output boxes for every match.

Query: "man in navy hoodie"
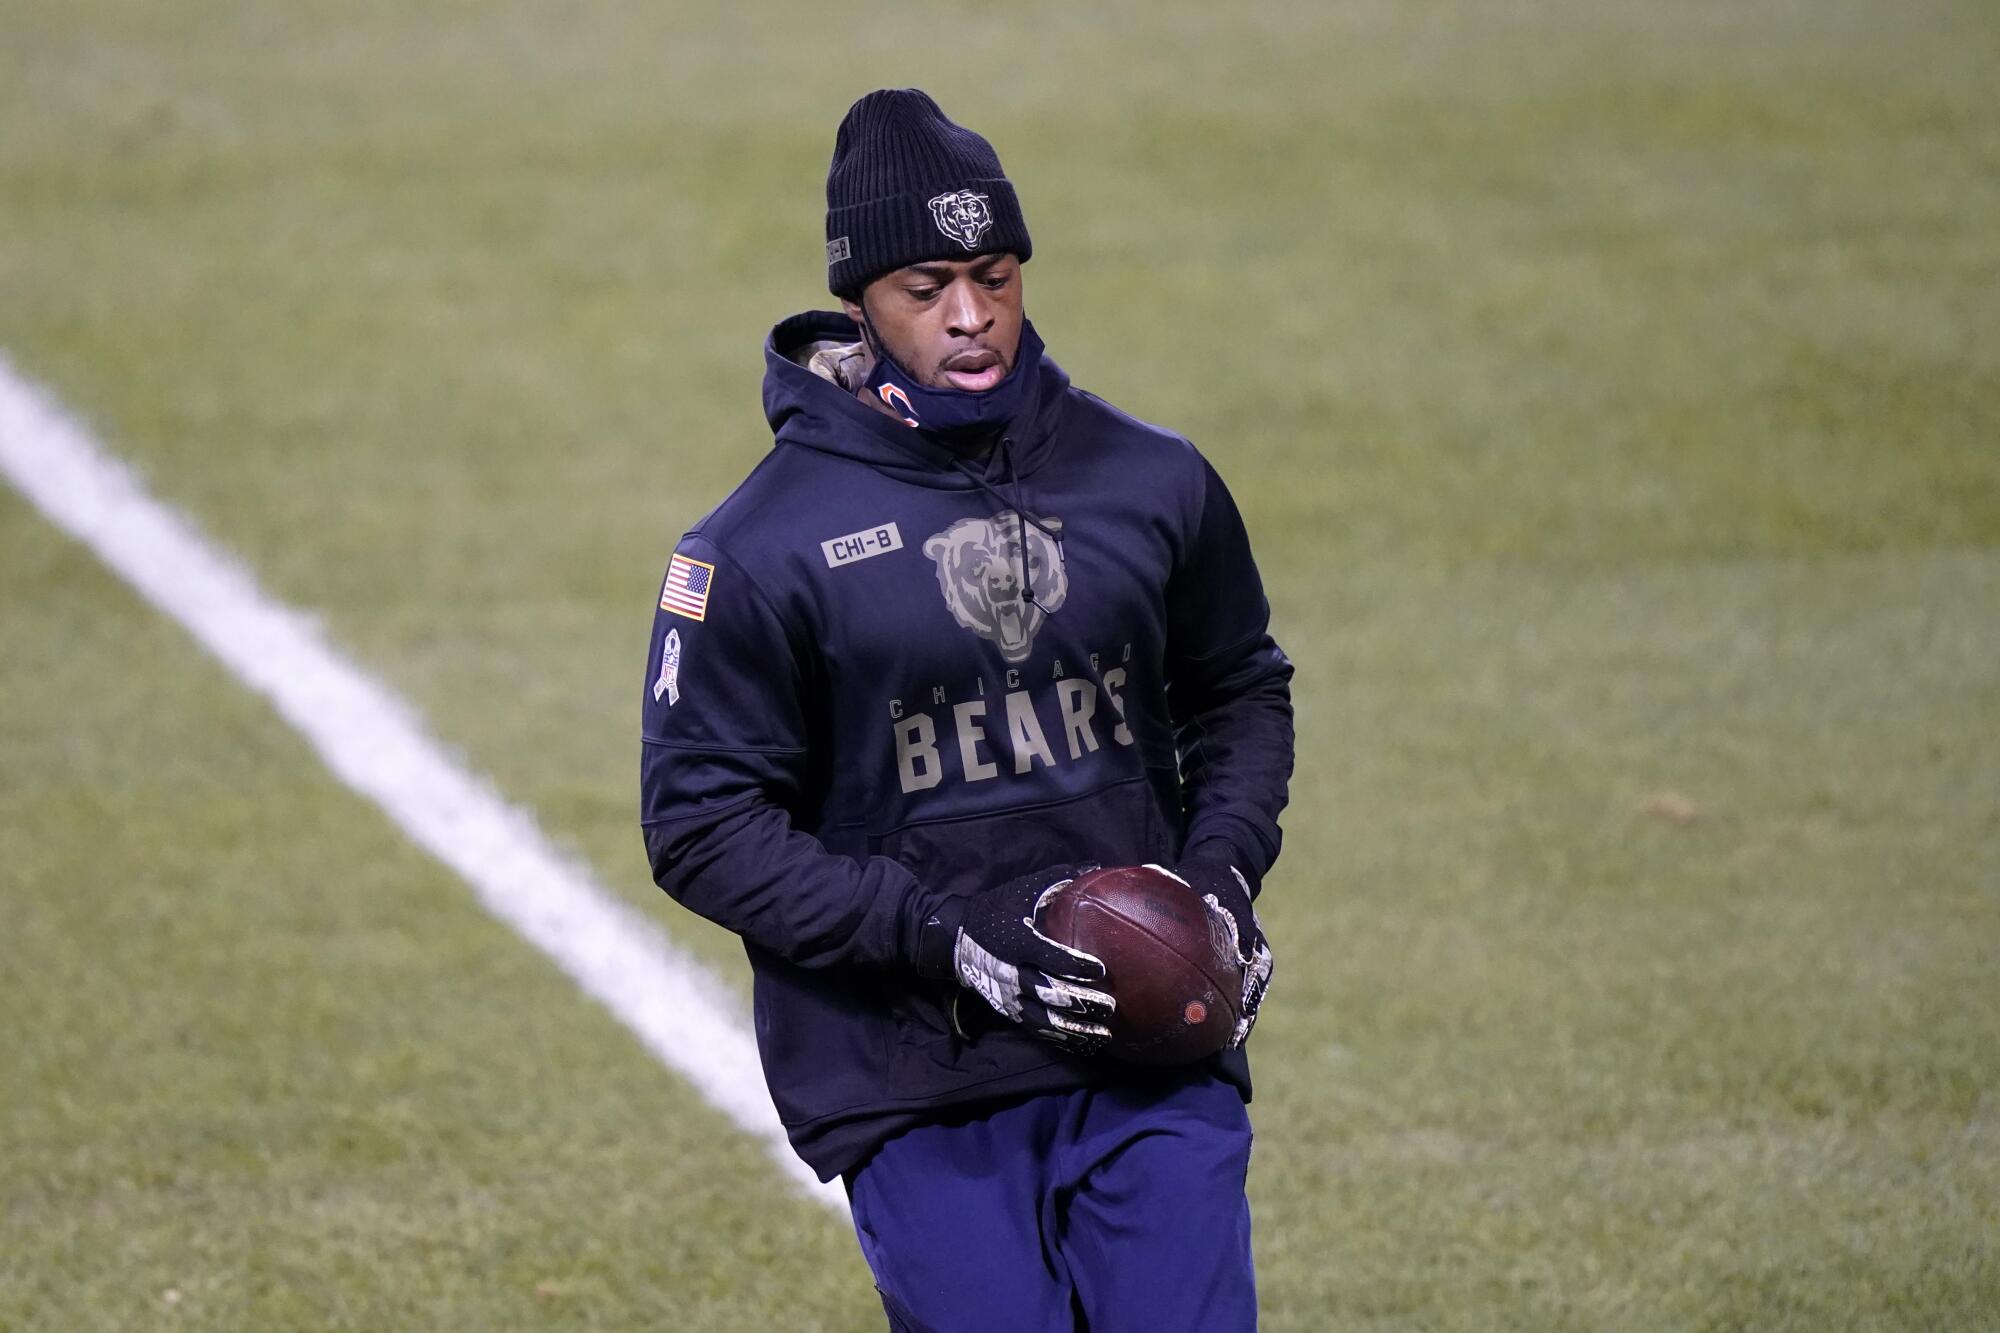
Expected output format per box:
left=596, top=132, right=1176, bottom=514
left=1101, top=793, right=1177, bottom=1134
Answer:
left=641, top=89, right=1293, bottom=1332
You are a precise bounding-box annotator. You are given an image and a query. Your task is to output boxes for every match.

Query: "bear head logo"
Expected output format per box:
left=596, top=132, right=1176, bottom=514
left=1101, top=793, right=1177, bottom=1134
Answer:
left=928, top=190, right=994, bottom=251
left=923, top=511, right=1067, bottom=663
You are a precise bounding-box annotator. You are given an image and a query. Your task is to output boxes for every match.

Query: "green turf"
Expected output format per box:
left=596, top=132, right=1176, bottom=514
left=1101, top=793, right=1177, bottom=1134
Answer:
left=0, top=494, right=875, bottom=1328
left=3, top=1, right=1997, bottom=1328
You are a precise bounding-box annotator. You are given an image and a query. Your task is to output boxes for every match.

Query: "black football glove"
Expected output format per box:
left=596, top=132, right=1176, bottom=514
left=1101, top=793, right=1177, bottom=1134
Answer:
left=1172, top=857, right=1274, bottom=1049
left=916, top=864, right=1116, bottom=1055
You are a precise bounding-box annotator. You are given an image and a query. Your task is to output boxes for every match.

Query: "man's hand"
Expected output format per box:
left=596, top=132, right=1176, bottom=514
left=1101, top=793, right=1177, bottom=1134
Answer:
left=1173, top=857, right=1274, bottom=1049
left=917, top=865, right=1116, bottom=1055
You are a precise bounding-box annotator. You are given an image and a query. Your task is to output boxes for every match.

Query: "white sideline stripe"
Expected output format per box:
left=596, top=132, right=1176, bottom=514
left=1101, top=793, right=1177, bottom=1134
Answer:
left=0, top=355, right=845, bottom=1214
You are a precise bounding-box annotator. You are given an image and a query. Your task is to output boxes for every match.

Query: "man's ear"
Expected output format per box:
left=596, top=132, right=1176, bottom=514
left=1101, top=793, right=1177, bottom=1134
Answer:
left=842, top=289, right=886, bottom=360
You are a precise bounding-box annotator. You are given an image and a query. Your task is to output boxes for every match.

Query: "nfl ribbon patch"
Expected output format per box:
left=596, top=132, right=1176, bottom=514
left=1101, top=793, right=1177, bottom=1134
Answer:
left=653, top=627, right=682, bottom=705
left=659, top=553, right=715, bottom=622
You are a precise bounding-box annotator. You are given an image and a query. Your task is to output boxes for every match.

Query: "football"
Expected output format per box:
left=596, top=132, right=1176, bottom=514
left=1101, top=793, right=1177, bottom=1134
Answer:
left=1038, top=864, right=1243, bottom=1065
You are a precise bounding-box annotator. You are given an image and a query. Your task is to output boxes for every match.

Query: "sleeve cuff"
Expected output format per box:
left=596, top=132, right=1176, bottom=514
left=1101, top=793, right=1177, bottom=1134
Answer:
left=910, top=892, right=968, bottom=979
left=1181, top=832, right=1268, bottom=897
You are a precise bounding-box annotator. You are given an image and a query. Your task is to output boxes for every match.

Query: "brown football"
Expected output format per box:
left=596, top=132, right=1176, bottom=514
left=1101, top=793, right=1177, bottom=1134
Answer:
left=1037, top=864, right=1243, bottom=1065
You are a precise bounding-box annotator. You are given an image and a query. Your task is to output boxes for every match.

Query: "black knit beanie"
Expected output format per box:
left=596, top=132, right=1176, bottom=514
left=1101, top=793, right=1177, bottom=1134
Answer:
left=825, top=89, right=1032, bottom=300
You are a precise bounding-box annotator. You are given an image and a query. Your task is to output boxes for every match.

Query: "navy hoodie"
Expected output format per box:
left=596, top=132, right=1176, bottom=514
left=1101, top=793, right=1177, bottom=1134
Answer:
left=640, top=310, right=1294, bottom=1181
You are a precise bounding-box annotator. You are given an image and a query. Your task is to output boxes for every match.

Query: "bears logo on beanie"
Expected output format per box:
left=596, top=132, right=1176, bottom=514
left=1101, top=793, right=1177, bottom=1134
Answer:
left=825, top=89, right=1032, bottom=300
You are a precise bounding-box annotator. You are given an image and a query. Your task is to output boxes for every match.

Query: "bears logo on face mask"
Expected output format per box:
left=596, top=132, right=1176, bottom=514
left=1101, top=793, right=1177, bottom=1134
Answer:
left=923, top=511, right=1068, bottom=663
left=877, top=382, right=918, bottom=426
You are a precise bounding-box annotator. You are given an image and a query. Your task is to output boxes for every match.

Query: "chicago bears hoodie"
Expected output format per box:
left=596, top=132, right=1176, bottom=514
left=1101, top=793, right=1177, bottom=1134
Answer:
left=640, top=310, right=1294, bottom=1181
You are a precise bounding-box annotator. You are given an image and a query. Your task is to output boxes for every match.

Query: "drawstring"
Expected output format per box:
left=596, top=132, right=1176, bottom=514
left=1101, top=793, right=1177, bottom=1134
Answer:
left=837, top=335, right=1062, bottom=612
left=1003, top=437, right=1036, bottom=607
left=947, top=433, right=1061, bottom=614
left=925, top=433, right=1063, bottom=614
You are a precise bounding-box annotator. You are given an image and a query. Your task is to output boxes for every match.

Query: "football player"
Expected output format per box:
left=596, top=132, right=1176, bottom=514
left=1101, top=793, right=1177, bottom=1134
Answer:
left=641, top=88, right=1293, bottom=1331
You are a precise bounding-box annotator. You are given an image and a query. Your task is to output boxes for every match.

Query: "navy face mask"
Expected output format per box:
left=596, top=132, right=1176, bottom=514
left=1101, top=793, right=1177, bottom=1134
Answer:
left=859, top=317, right=1046, bottom=438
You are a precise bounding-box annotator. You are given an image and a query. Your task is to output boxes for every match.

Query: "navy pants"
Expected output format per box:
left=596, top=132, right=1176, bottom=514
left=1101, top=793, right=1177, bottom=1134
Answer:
left=843, top=1073, right=1256, bottom=1332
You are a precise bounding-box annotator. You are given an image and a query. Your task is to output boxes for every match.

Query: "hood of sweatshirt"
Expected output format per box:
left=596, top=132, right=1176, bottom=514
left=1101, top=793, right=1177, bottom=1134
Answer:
left=762, top=310, right=1072, bottom=491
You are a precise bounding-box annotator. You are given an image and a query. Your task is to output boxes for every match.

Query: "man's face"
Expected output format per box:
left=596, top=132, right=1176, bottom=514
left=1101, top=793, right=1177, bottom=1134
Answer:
left=843, top=253, right=1024, bottom=392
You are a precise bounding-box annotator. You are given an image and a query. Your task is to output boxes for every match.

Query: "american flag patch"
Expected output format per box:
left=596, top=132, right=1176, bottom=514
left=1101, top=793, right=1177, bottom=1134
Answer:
left=659, top=553, right=715, bottom=621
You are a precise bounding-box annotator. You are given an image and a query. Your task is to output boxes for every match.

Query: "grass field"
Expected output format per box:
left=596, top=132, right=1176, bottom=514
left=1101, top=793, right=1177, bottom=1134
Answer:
left=4, top=2, right=1998, bottom=1328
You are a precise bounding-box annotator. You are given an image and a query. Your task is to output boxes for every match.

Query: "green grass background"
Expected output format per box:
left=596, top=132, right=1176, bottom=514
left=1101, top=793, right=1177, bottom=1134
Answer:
left=3, top=1, right=1997, bottom=1328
